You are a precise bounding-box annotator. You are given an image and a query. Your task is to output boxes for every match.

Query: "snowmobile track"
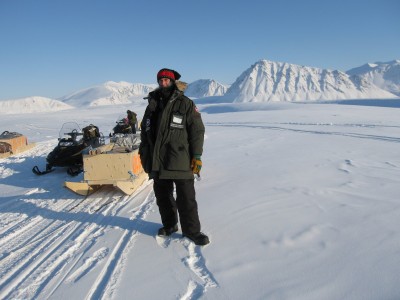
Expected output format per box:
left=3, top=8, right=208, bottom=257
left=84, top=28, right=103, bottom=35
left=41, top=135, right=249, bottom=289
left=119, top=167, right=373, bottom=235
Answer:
left=0, top=179, right=154, bottom=299
left=0, top=174, right=219, bottom=300
left=84, top=183, right=155, bottom=300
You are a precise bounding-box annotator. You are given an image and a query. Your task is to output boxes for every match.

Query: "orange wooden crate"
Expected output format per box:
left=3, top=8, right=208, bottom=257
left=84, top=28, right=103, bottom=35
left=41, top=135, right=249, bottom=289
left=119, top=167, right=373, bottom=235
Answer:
left=0, top=135, right=28, bottom=153
left=64, top=145, right=146, bottom=196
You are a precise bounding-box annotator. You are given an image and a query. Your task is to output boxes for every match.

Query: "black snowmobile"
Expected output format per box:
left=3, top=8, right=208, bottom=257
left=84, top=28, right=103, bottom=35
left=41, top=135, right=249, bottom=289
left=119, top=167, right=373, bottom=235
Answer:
left=109, top=117, right=133, bottom=136
left=32, top=122, right=104, bottom=176
left=109, top=116, right=140, bottom=152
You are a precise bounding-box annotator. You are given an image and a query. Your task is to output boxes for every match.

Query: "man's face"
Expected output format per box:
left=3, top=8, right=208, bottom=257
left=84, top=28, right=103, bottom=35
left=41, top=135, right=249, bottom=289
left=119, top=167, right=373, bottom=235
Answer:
left=159, top=78, right=171, bottom=88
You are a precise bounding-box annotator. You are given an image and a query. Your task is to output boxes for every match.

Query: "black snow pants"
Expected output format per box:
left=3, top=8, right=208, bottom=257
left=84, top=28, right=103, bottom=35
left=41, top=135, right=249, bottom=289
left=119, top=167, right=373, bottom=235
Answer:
left=153, top=178, right=201, bottom=235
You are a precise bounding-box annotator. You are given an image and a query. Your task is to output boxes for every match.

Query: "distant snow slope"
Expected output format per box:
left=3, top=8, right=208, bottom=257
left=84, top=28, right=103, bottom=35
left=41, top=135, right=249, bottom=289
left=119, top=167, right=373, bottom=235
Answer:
left=0, top=96, right=73, bottom=114
left=346, top=60, right=400, bottom=96
left=185, top=79, right=229, bottom=98
left=59, top=81, right=157, bottom=107
left=225, top=60, right=397, bottom=102
left=1, top=59, right=399, bottom=114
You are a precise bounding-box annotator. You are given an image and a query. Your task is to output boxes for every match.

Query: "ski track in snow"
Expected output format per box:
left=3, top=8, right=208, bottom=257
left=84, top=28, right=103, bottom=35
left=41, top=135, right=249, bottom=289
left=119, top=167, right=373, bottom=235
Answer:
left=0, top=146, right=219, bottom=300
left=66, top=247, right=109, bottom=283
left=0, top=191, right=117, bottom=299
left=86, top=183, right=156, bottom=300
left=154, top=187, right=218, bottom=299
left=206, top=121, right=400, bottom=143
left=0, top=153, right=156, bottom=300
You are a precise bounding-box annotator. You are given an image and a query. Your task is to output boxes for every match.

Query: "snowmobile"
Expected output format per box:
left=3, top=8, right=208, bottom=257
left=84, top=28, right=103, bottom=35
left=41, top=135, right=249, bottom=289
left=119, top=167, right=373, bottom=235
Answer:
left=32, top=122, right=105, bottom=176
left=110, top=117, right=133, bottom=135
left=109, top=116, right=140, bottom=152
left=64, top=117, right=145, bottom=195
left=0, top=131, right=36, bottom=159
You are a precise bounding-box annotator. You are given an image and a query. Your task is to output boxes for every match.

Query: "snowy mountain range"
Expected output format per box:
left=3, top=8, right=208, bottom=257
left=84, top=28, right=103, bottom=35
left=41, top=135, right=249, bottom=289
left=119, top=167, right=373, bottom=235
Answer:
left=59, top=81, right=157, bottom=107
left=0, top=59, right=398, bottom=113
left=185, top=79, right=229, bottom=98
left=346, top=60, right=400, bottom=96
left=225, top=60, right=398, bottom=102
left=0, top=96, right=73, bottom=114
left=58, top=79, right=229, bottom=106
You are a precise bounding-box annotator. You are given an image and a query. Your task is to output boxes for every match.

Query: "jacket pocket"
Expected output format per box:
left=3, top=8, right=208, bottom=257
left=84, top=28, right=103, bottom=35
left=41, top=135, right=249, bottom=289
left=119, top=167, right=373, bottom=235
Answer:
left=164, top=142, right=190, bottom=171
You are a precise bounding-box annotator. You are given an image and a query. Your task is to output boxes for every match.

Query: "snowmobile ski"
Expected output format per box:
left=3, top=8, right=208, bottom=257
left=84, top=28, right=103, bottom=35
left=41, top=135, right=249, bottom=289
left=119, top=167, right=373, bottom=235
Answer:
left=32, top=165, right=54, bottom=176
left=32, top=122, right=104, bottom=176
left=67, top=166, right=83, bottom=176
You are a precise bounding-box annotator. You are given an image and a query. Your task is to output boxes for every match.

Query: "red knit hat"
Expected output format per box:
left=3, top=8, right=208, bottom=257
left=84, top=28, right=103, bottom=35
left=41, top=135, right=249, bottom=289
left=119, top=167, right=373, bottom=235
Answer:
left=157, top=68, right=181, bottom=82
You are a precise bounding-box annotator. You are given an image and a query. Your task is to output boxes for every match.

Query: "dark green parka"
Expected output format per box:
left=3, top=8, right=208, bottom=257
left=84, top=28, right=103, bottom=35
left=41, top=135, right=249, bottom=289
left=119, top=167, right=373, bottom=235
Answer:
left=139, top=85, right=205, bottom=179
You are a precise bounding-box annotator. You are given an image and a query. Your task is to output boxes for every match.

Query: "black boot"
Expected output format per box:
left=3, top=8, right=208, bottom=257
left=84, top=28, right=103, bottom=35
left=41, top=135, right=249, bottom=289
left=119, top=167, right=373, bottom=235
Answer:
left=183, top=232, right=210, bottom=246
left=158, top=224, right=178, bottom=236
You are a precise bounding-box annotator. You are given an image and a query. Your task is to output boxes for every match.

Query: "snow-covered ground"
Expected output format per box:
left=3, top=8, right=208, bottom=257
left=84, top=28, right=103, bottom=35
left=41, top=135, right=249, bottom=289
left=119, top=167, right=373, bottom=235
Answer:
left=1, top=98, right=400, bottom=299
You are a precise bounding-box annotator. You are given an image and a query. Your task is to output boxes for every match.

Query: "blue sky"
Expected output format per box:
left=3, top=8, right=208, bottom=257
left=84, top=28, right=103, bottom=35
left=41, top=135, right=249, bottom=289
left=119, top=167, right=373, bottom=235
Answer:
left=0, top=0, right=399, bottom=100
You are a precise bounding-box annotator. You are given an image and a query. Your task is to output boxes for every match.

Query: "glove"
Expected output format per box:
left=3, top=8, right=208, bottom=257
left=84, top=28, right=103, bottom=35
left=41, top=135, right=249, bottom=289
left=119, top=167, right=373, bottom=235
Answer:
left=191, top=155, right=202, bottom=175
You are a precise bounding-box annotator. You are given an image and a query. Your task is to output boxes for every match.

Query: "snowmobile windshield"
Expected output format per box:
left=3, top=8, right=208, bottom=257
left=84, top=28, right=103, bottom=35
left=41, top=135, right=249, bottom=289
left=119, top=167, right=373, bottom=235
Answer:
left=58, top=122, right=83, bottom=143
left=116, top=115, right=128, bottom=125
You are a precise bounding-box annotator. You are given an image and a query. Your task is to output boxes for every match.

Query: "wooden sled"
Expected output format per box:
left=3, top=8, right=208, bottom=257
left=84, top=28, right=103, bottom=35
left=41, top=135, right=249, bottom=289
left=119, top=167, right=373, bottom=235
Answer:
left=64, top=143, right=147, bottom=196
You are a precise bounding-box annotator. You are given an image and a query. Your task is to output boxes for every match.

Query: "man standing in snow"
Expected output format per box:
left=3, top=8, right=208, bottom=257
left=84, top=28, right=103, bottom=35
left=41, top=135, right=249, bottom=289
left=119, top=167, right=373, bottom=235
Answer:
left=139, top=68, right=209, bottom=246
left=126, top=110, right=137, bottom=134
